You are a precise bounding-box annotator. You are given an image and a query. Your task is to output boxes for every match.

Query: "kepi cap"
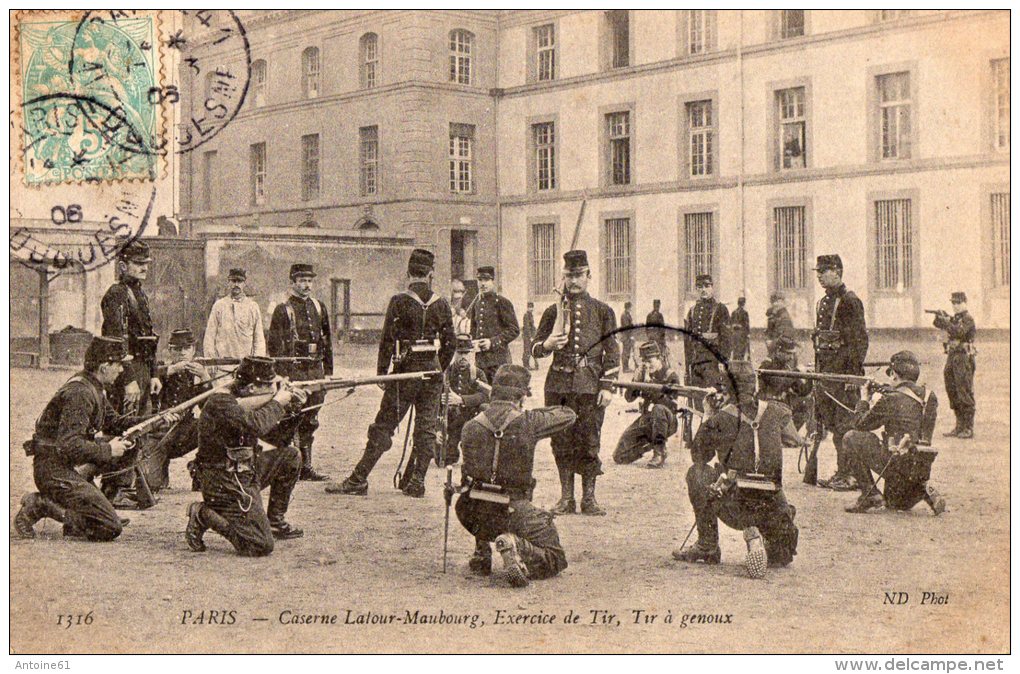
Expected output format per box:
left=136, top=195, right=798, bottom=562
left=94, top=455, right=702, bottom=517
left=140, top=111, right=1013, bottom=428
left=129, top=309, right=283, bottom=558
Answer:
left=562, top=250, right=589, bottom=273
left=235, top=356, right=277, bottom=386
left=168, top=329, right=195, bottom=348
left=476, top=266, right=495, bottom=280
left=228, top=268, right=247, bottom=281
left=638, top=341, right=661, bottom=359
left=86, top=336, right=133, bottom=364
left=455, top=334, right=474, bottom=353
left=289, top=263, right=316, bottom=279
left=951, top=291, right=967, bottom=303
left=814, top=254, right=843, bottom=272
left=118, top=240, right=152, bottom=264
left=887, top=350, right=921, bottom=381
left=408, top=248, right=435, bottom=276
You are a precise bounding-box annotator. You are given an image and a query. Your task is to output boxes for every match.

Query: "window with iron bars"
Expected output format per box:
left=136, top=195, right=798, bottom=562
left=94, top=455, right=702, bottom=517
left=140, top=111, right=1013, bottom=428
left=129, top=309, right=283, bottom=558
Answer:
left=250, top=142, right=266, bottom=206
left=780, top=10, right=805, bottom=39
left=874, top=199, right=913, bottom=290
left=302, top=47, right=319, bottom=99
left=534, top=122, right=556, bottom=191
left=687, top=100, right=714, bottom=177
left=449, top=123, right=474, bottom=193
left=993, top=58, right=1009, bottom=151
left=603, top=218, right=632, bottom=295
left=361, top=33, right=378, bottom=89
left=991, top=193, right=1010, bottom=287
left=773, top=206, right=807, bottom=290
left=878, top=72, right=911, bottom=159
left=449, top=30, right=473, bottom=85
left=683, top=212, right=714, bottom=291
left=530, top=222, right=557, bottom=298
left=607, top=111, right=631, bottom=185
left=777, top=87, right=806, bottom=169
left=359, top=126, right=378, bottom=196
left=535, top=24, right=555, bottom=81
left=301, top=134, right=319, bottom=202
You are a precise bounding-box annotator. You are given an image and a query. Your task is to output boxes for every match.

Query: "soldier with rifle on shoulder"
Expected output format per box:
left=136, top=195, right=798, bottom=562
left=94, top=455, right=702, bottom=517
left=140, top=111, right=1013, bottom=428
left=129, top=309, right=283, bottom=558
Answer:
left=928, top=291, right=977, bottom=439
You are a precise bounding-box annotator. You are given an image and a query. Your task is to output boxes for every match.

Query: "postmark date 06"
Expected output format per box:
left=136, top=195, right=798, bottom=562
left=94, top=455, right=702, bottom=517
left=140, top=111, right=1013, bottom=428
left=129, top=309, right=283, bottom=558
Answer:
left=57, top=612, right=93, bottom=628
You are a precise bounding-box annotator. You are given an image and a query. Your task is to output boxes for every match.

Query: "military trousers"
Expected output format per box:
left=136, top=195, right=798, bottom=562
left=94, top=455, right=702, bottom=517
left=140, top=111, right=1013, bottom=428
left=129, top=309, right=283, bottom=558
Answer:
left=194, top=446, right=301, bottom=557
left=613, top=404, right=677, bottom=464
left=843, top=430, right=935, bottom=511
left=686, top=463, right=799, bottom=566
left=355, top=377, right=441, bottom=483
left=456, top=495, right=567, bottom=580
left=944, top=351, right=976, bottom=415
left=442, top=406, right=482, bottom=466
left=109, top=360, right=153, bottom=416
left=814, top=381, right=859, bottom=474
left=544, top=391, right=605, bottom=477
left=621, top=338, right=634, bottom=372
left=33, top=455, right=122, bottom=541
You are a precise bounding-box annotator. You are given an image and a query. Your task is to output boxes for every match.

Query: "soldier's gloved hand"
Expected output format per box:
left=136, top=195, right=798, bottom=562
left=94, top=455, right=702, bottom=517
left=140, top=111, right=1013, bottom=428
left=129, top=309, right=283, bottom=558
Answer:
left=163, top=412, right=183, bottom=425
left=109, top=437, right=133, bottom=459
left=291, top=387, right=309, bottom=406
left=443, top=483, right=455, bottom=505
left=124, top=380, right=141, bottom=406
left=476, top=338, right=491, bottom=351
left=443, top=391, right=464, bottom=406
left=597, top=389, right=613, bottom=408
left=150, top=377, right=163, bottom=396
left=272, top=386, right=297, bottom=406
left=543, top=332, right=569, bottom=352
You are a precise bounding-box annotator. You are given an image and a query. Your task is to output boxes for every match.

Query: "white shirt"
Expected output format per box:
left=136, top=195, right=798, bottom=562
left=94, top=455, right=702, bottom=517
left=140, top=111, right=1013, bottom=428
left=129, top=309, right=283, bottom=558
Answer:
left=204, top=295, right=267, bottom=360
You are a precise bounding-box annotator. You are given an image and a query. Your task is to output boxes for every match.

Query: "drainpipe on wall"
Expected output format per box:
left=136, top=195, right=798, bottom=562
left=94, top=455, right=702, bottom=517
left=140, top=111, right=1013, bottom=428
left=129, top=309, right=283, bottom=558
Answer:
left=493, top=17, right=503, bottom=290
left=737, top=10, right=747, bottom=298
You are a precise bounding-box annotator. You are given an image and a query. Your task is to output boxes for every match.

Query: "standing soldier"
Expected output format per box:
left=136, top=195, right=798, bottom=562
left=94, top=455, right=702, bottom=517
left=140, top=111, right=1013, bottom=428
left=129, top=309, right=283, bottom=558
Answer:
left=620, top=301, right=635, bottom=372
left=469, top=265, right=520, bottom=383
left=683, top=274, right=731, bottom=398
left=521, top=302, right=537, bottom=370
left=452, top=365, right=575, bottom=586
left=612, top=341, right=681, bottom=469
left=811, top=254, right=869, bottom=490
left=931, top=292, right=976, bottom=439
left=330, top=249, right=456, bottom=497
left=730, top=296, right=751, bottom=360
left=203, top=268, right=267, bottom=371
left=765, top=292, right=796, bottom=357
left=440, top=335, right=490, bottom=465
left=267, top=263, right=333, bottom=482
left=645, top=299, right=667, bottom=358
left=14, top=337, right=145, bottom=541
left=532, top=250, right=619, bottom=516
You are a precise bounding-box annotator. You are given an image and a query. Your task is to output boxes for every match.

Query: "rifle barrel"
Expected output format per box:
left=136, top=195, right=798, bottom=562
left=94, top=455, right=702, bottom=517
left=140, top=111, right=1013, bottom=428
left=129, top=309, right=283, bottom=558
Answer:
left=601, top=378, right=714, bottom=398
left=756, top=369, right=870, bottom=386
left=120, top=382, right=231, bottom=439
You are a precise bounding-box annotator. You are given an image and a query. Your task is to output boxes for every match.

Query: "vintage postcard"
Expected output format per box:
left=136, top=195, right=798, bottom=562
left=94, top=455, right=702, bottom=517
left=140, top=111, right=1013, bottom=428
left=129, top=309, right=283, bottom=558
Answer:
left=8, top=9, right=1010, bottom=657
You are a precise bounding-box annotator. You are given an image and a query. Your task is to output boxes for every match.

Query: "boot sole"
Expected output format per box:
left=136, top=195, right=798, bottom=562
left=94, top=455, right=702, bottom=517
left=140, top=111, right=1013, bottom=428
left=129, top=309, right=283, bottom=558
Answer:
left=185, top=503, right=207, bottom=552
left=325, top=482, right=368, bottom=496
left=495, top=535, right=529, bottom=588
left=744, top=527, right=768, bottom=579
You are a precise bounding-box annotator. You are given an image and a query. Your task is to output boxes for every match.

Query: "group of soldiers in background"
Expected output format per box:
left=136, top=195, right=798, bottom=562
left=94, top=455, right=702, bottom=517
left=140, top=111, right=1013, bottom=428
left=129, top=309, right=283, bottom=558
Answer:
left=14, top=239, right=975, bottom=585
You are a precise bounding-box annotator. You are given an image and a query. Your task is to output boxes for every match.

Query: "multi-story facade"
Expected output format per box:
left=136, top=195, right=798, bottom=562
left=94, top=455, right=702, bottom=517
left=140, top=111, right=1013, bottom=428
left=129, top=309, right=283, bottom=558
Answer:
left=178, top=9, right=1009, bottom=334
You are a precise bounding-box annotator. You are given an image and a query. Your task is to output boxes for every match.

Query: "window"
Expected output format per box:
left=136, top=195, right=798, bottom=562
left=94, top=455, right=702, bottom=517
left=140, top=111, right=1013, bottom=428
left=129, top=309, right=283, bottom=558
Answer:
left=535, top=24, right=556, bottom=81
left=606, top=111, right=631, bottom=186
left=301, top=134, right=319, bottom=201
left=603, top=217, right=632, bottom=296
left=302, top=47, right=319, bottom=99
left=529, top=222, right=557, bottom=298
left=359, top=126, right=378, bottom=196
left=773, top=206, right=807, bottom=290
left=250, top=143, right=266, bottom=206
left=449, top=123, right=474, bottom=194
left=203, top=71, right=217, bottom=101
left=993, top=58, right=1009, bottom=151
left=777, top=87, right=806, bottom=169
left=252, top=60, right=267, bottom=108
left=685, top=10, right=716, bottom=55
left=449, top=30, right=473, bottom=85
left=687, top=100, right=714, bottom=177
left=361, top=33, right=378, bottom=89
left=779, top=10, right=805, bottom=39
left=683, top=212, right=714, bottom=292
left=607, top=10, right=630, bottom=68
left=877, top=72, right=911, bottom=159
left=533, top=122, right=556, bottom=191
left=874, top=199, right=913, bottom=290
left=877, top=10, right=912, bottom=21
left=201, top=150, right=216, bottom=211
left=991, top=193, right=1010, bottom=287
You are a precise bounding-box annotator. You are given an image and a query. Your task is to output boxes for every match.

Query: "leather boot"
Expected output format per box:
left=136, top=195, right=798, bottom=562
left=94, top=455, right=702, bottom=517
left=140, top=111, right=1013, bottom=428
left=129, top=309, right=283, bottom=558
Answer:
left=743, top=527, right=769, bottom=579
left=267, top=481, right=303, bottom=540
left=646, top=445, right=666, bottom=469
left=957, top=411, right=974, bottom=439
left=14, top=493, right=43, bottom=539
left=923, top=484, right=946, bottom=516
left=494, top=533, right=530, bottom=587
left=468, top=539, right=492, bottom=576
left=943, top=413, right=962, bottom=437
left=326, top=446, right=383, bottom=495
left=299, top=444, right=330, bottom=481
left=401, top=452, right=428, bottom=498
left=672, top=542, right=721, bottom=564
left=580, top=474, right=606, bottom=516
left=549, top=468, right=576, bottom=515
left=185, top=502, right=209, bottom=552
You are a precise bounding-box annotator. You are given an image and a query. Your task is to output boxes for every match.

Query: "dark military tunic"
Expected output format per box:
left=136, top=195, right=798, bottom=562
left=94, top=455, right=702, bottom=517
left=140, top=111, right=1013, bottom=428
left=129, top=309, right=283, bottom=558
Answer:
left=686, top=399, right=800, bottom=564
left=532, top=291, right=619, bottom=476
left=619, top=309, right=635, bottom=371
left=613, top=365, right=681, bottom=464
left=933, top=310, right=976, bottom=417
left=521, top=310, right=537, bottom=369
left=684, top=298, right=731, bottom=394
left=442, top=358, right=490, bottom=465
left=645, top=309, right=666, bottom=352
left=456, top=401, right=576, bottom=577
left=101, top=277, right=157, bottom=414
left=29, top=372, right=143, bottom=541
left=765, top=306, right=795, bottom=353
left=729, top=306, right=750, bottom=360
left=843, top=382, right=939, bottom=510
left=758, top=355, right=812, bottom=431
left=194, top=393, right=300, bottom=557
left=469, top=291, right=520, bottom=382
left=268, top=294, right=333, bottom=451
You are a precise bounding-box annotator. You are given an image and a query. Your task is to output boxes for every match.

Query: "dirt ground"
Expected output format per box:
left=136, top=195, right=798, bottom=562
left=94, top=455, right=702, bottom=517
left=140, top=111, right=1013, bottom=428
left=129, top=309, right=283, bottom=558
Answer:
left=8, top=335, right=1010, bottom=654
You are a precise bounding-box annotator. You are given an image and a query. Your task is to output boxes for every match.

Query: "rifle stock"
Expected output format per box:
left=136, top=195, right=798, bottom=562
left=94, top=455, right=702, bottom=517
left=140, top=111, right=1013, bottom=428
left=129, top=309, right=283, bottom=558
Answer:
left=756, top=369, right=872, bottom=387
left=236, top=371, right=441, bottom=410
left=601, top=379, right=715, bottom=399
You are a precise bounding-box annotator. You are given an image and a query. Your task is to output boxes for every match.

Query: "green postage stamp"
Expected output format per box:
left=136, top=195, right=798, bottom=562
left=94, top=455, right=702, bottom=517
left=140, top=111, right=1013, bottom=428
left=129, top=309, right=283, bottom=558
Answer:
left=14, top=10, right=165, bottom=185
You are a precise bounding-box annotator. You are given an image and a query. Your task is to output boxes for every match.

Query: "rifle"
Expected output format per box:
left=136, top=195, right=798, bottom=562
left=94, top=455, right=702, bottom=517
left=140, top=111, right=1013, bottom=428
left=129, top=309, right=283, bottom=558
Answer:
left=194, top=356, right=317, bottom=367
left=436, top=372, right=451, bottom=467
left=601, top=379, right=716, bottom=399
left=442, top=465, right=453, bottom=573
left=924, top=309, right=949, bottom=316
left=237, top=371, right=440, bottom=409
left=756, top=369, right=873, bottom=388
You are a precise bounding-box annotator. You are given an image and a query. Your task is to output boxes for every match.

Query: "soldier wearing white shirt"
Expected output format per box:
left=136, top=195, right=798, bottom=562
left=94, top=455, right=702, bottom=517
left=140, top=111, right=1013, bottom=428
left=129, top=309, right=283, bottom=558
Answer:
left=203, top=268, right=267, bottom=368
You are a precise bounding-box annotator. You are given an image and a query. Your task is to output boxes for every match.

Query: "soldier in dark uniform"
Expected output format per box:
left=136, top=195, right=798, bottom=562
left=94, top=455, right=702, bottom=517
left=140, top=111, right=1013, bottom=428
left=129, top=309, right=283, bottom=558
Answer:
left=185, top=357, right=307, bottom=556
left=673, top=361, right=801, bottom=579
left=613, top=341, right=681, bottom=469
left=331, top=249, right=456, bottom=497
left=645, top=299, right=667, bottom=358
left=468, top=265, right=520, bottom=384
left=843, top=351, right=945, bottom=515
left=532, top=250, right=619, bottom=516
left=14, top=337, right=146, bottom=541
left=932, top=292, right=977, bottom=439
left=811, top=254, right=869, bottom=490
left=683, top=274, right=731, bottom=402
left=267, top=263, right=333, bottom=481
left=620, top=301, right=635, bottom=372
left=730, top=296, right=751, bottom=360
left=758, top=335, right=812, bottom=431
left=453, top=365, right=576, bottom=586
left=521, top=302, right=537, bottom=370
left=440, top=335, right=490, bottom=465
left=765, top=292, right=796, bottom=357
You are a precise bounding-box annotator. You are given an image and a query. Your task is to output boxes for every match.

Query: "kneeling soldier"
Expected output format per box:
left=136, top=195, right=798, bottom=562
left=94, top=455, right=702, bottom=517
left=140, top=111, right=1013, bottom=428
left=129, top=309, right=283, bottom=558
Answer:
left=453, top=365, right=576, bottom=587
left=15, top=337, right=144, bottom=541
left=613, top=341, right=680, bottom=468
left=843, top=351, right=944, bottom=515
left=440, top=335, right=490, bottom=465
left=674, top=361, right=801, bottom=579
left=186, top=357, right=307, bottom=556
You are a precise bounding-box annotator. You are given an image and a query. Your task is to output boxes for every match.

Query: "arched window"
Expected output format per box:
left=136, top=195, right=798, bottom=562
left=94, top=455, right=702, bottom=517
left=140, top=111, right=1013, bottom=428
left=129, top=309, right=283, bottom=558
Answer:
left=302, top=46, right=320, bottom=99
left=251, top=59, right=267, bottom=108
left=449, top=29, right=473, bottom=85
left=355, top=218, right=380, bottom=231
left=360, top=33, right=379, bottom=89
left=300, top=220, right=319, bottom=228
